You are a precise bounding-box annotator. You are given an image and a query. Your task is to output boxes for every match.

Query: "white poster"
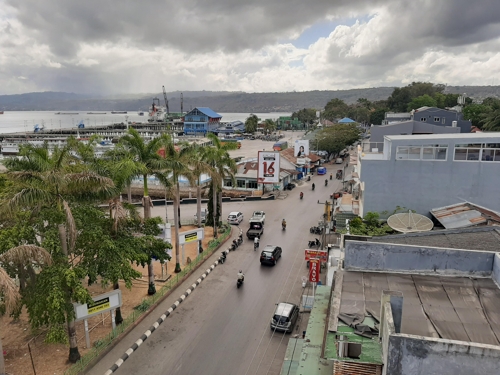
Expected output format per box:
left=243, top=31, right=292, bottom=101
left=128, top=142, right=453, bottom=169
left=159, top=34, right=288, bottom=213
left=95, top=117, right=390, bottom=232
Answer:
left=258, top=151, right=280, bottom=184
left=294, top=140, right=310, bottom=158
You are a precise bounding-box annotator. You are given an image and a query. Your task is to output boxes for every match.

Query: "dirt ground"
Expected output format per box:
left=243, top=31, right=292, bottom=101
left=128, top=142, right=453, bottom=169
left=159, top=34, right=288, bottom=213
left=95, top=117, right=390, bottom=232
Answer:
left=1, top=225, right=217, bottom=375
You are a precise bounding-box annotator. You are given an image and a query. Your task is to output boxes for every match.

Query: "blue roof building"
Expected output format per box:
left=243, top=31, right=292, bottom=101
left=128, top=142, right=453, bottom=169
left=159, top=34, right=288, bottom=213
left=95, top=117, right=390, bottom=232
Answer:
left=183, top=107, right=222, bottom=135
left=338, top=117, right=356, bottom=123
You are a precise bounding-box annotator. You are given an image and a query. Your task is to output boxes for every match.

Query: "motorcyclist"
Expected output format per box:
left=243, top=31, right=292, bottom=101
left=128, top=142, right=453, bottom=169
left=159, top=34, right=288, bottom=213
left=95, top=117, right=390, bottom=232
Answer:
left=237, top=270, right=244, bottom=282
left=254, top=235, right=260, bottom=249
left=330, top=173, right=333, bottom=180
left=282, top=219, right=287, bottom=229
left=300, top=192, right=304, bottom=199
left=312, top=183, right=315, bottom=191
left=325, top=179, right=328, bottom=186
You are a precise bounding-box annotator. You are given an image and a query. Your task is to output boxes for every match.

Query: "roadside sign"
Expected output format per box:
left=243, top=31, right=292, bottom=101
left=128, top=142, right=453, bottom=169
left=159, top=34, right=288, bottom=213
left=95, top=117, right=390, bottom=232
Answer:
left=257, top=151, right=280, bottom=184
left=73, top=290, right=122, bottom=321
left=309, top=259, right=319, bottom=283
left=179, top=228, right=204, bottom=245
left=305, top=249, right=328, bottom=262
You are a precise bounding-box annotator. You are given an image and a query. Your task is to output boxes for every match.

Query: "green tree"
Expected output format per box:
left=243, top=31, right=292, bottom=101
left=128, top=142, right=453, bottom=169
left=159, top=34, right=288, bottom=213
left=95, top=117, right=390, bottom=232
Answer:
left=407, top=94, right=438, bottom=111
left=114, top=128, right=171, bottom=293
left=1, top=142, right=114, bottom=362
left=370, top=107, right=388, bottom=125
left=262, top=119, right=277, bottom=134
left=291, top=108, right=317, bottom=126
left=388, top=82, right=444, bottom=111
left=245, top=114, right=259, bottom=133
left=323, top=98, right=349, bottom=121
left=315, top=124, right=361, bottom=157
left=463, top=104, right=492, bottom=128
left=203, top=134, right=237, bottom=237
left=157, top=141, right=196, bottom=273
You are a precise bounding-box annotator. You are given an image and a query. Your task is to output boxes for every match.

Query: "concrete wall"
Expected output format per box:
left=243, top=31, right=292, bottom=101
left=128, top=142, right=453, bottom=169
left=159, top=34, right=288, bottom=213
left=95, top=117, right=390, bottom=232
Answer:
left=493, top=253, right=500, bottom=287
left=385, top=334, right=500, bottom=375
left=371, top=122, right=414, bottom=143
left=413, top=108, right=471, bottom=133
left=344, top=241, right=495, bottom=276
left=359, top=148, right=500, bottom=216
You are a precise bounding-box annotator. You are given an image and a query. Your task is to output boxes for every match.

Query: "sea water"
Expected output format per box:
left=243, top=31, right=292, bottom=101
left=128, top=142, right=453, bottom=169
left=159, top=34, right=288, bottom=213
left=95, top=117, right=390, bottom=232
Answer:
left=0, top=111, right=291, bottom=134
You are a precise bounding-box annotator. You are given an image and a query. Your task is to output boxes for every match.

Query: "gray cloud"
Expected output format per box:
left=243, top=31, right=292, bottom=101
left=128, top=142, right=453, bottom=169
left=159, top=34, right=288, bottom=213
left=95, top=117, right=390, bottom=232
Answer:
left=1, top=0, right=500, bottom=94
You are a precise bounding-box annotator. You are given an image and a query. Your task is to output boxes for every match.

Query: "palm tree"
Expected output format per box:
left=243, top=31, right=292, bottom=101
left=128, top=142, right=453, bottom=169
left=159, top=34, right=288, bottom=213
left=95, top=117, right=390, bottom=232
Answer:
left=263, top=119, right=276, bottom=135
left=114, top=129, right=172, bottom=293
left=245, top=114, right=259, bottom=134
left=481, top=107, right=500, bottom=131
left=157, top=142, right=196, bottom=273
left=2, top=142, right=114, bottom=363
left=203, top=134, right=237, bottom=237
left=0, top=245, right=52, bottom=375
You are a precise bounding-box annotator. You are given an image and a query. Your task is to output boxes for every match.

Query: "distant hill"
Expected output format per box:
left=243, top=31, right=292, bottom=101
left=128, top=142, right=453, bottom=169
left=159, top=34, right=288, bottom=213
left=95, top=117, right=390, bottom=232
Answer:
left=1, top=86, right=499, bottom=112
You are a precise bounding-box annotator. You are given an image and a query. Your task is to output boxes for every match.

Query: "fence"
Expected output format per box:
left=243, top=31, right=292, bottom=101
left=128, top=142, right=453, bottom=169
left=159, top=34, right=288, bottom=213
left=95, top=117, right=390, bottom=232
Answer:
left=62, top=224, right=232, bottom=375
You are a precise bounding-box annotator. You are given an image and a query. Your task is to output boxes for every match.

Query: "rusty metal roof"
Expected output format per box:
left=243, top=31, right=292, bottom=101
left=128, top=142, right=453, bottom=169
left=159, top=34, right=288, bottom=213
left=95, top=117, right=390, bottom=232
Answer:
left=431, top=202, right=500, bottom=229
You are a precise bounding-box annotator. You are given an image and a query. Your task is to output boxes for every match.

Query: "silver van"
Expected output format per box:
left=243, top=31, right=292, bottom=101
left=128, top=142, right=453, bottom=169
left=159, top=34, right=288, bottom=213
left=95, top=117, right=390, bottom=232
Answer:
left=270, top=302, right=299, bottom=333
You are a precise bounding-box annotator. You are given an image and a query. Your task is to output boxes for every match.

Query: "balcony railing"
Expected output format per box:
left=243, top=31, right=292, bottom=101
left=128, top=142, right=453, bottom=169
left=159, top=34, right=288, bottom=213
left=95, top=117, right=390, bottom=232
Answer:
left=360, top=142, right=384, bottom=153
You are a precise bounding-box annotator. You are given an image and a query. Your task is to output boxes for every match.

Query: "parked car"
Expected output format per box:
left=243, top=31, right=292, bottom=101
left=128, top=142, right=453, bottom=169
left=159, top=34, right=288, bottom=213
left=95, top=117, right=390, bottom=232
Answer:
left=270, top=302, right=300, bottom=333
left=260, top=245, right=282, bottom=266
left=335, top=158, right=343, bottom=164
left=194, top=209, right=207, bottom=223
left=227, top=211, right=244, bottom=225
left=285, top=183, right=296, bottom=190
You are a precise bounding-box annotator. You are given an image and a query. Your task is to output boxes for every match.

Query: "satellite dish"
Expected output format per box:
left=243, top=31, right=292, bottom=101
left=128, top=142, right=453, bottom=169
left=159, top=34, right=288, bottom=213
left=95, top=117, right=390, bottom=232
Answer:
left=387, top=211, right=433, bottom=233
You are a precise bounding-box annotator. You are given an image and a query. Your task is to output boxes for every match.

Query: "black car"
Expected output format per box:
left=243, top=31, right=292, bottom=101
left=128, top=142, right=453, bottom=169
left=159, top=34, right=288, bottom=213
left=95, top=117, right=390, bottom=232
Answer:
left=285, top=183, right=296, bottom=190
left=260, top=245, right=282, bottom=266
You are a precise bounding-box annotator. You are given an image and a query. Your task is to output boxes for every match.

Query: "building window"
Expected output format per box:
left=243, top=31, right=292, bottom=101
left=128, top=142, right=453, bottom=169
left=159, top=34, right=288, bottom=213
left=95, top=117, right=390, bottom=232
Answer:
left=420, top=117, right=427, bottom=122
left=434, top=117, right=440, bottom=122
left=224, top=180, right=232, bottom=187
left=454, top=143, right=482, bottom=161
left=397, top=145, right=448, bottom=161
left=237, top=180, right=245, bottom=188
left=247, top=181, right=258, bottom=189
left=442, top=118, right=446, bottom=124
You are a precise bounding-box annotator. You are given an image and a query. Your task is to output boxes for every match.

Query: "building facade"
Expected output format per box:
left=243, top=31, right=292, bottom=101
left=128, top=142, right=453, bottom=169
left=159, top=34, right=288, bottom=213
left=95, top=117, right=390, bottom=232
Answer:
left=358, top=133, right=500, bottom=217
left=183, top=107, right=222, bottom=135
left=382, top=107, right=472, bottom=133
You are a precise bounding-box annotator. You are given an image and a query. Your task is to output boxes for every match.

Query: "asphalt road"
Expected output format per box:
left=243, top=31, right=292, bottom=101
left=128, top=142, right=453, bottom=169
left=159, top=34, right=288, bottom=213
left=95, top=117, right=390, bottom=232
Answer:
left=88, top=155, right=344, bottom=375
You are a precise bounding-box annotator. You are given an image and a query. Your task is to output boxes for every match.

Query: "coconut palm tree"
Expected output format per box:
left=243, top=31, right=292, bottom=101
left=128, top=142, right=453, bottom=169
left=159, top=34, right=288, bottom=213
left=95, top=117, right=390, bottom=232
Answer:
left=157, top=141, right=197, bottom=273
left=115, top=129, right=172, bottom=292
left=2, top=142, right=114, bottom=363
left=0, top=245, right=52, bottom=374
left=203, top=134, right=237, bottom=237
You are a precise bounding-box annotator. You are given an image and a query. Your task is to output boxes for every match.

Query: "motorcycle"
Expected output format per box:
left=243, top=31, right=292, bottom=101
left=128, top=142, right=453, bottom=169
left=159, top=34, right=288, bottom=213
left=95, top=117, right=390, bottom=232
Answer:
left=237, top=235, right=243, bottom=246
left=282, top=222, right=287, bottom=231
left=300, top=192, right=304, bottom=200
left=308, top=238, right=321, bottom=248
left=230, top=239, right=238, bottom=251
left=330, top=174, right=333, bottom=180
left=219, top=250, right=227, bottom=264
left=237, top=275, right=244, bottom=288
left=325, top=179, right=328, bottom=187
left=254, top=242, right=259, bottom=251
left=310, top=226, right=323, bottom=235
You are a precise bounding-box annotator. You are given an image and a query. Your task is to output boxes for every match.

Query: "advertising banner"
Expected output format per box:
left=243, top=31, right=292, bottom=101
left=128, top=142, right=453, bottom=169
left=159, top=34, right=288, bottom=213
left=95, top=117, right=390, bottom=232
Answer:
left=179, top=228, right=204, bottom=245
left=258, top=151, right=280, bottom=184
left=309, top=259, right=320, bottom=283
left=294, top=140, right=310, bottom=158
left=305, top=249, right=328, bottom=262
left=74, top=290, right=122, bottom=321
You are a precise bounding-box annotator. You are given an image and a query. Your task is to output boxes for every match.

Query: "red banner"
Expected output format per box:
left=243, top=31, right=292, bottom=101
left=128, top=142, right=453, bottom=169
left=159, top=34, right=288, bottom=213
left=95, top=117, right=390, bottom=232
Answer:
left=305, top=249, right=328, bottom=262
left=309, top=259, right=319, bottom=283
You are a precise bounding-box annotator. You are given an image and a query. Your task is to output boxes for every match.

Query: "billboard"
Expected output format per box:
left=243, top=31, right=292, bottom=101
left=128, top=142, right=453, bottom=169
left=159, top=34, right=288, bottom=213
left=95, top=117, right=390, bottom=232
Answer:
left=294, top=140, right=310, bottom=158
left=305, top=249, right=328, bottom=262
left=258, top=151, right=280, bottom=184
left=309, top=259, right=320, bottom=283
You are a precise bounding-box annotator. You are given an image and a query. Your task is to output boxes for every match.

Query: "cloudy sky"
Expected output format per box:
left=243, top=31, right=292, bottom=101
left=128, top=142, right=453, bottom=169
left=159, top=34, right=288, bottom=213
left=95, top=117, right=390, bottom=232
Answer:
left=1, top=0, right=500, bottom=95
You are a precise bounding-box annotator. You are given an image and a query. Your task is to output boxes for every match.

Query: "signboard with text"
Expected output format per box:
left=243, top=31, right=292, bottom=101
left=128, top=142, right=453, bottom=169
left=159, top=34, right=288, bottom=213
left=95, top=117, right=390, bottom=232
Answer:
left=179, top=228, right=204, bottom=245
left=258, top=151, right=280, bottom=184
left=309, top=259, right=319, bottom=283
left=305, top=249, right=328, bottom=262
left=74, top=290, right=122, bottom=321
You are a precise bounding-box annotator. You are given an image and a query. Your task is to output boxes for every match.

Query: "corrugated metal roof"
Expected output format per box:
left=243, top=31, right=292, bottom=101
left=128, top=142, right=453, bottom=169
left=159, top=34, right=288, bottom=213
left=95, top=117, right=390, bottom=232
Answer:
left=193, top=107, right=222, bottom=119
left=430, top=202, right=500, bottom=229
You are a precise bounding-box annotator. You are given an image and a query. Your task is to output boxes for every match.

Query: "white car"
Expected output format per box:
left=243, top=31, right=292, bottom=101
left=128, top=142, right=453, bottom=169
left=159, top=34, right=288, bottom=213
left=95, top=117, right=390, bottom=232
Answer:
left=227, top=211, right=244, bottom=225
left=250, top=211, right=266, bottom=224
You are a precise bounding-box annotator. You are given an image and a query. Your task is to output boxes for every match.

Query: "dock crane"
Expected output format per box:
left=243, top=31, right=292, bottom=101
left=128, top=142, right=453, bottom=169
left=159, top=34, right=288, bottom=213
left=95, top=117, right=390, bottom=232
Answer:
left=162, top=86, right=170, bottom=116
